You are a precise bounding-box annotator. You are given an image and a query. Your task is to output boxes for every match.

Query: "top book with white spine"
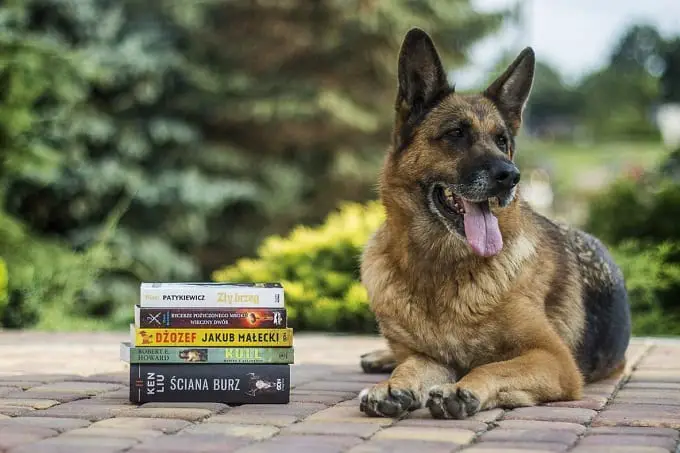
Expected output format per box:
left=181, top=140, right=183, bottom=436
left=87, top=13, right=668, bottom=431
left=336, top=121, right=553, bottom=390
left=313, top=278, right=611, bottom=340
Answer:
left=140, top=282, right=284, bottom=308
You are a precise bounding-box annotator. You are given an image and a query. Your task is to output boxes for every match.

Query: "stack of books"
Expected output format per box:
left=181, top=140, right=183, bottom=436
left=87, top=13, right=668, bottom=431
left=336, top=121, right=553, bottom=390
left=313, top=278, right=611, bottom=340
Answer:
left=120, top=282, right=293, bottom=404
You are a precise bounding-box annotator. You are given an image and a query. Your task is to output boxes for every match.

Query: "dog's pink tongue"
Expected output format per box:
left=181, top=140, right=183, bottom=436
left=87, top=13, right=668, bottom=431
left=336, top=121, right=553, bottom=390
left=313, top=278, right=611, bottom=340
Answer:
left=462, top=200, right=503, bottom=257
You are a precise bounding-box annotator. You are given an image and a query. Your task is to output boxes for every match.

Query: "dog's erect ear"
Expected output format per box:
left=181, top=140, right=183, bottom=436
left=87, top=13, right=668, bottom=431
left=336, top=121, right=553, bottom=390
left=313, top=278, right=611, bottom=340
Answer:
left=483, top=47, right=535, bottom=134
left=397, top=28, right=450, bottom=118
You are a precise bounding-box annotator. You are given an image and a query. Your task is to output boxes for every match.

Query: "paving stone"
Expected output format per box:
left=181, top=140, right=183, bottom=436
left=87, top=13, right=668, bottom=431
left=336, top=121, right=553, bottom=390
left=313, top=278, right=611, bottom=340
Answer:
left=469, top=441, right=569, bottom=451
left=232, top=434, right=363, bottom=453
left=0, top=386, right=22, bottom=397
left=615, top=389, right=680, bottom=401
left=226, top=402, right=331, bottom=418
left=25, top=381, right=122, bottom=395
left=1, top=433, right=56, bottom=451
left=22, top=401, right=131, bottom=421
left=592, top=411, right=680, bottom=429
left=569, top=447, right=673, bottom=453
left=623, top=382, right=680, bottom=390
left=181, top=423, right=279, bottom=440
left=587, top=426, right=679, bottom=438
left=281, top=421, right=381, bottom=438
left=289, top=393, right=354, bottom=404
left=321, top=373, right=387, bottom=384
left=606, top=403, right=680, bottom=415
left=138, top=402, right=229, bottom=412
left=0, top=416, right=91, bottom=432
left=336, top=398, right=362, bottom=407
left=628, top=370, right=680, bottom=383
left=0, top=406, right=34, bottom=417
left=578, top=434, right=677, bottom=450
left=481, top=428, right=579, bottom=445
left=0, top=398, right=60, bottom=409
left=76, top=373, right=128, bottom=384
left=612, top=397, right=680, bottom=407
left=2, top=390, right=88, bottom=403
left=0, top=424, right=58, bottom=440
left=0, top=374, right=80, bottom=383
left=8, top=435, right=139, bottom=453
left=503, top=406, right=596, bottom=424
left=493, top=420, right=587, bottom=434
left=469, top=409, right=505, bottom=422
left=293, top=380, right=371, bottom=393
left=541, top=397, right=607, bottom=410
left=396, top=415, right=488, bottom=432
left=61, top=427, right=164, bottom=442
left=126, top=434, right=252, bottom=453
left=346, top=439, right=461, bottom=453
left=305, top=405, right=394, bottom=425
left=0, top=382, right=36, bottom=390
left=115, top=407, right=213, bottom=421
left=462, top=448, right=556, bottom=453
left=205, top=412, right=301, bottom=427
left=92, top=389, right=131, bottom=401
left=90, top=417, right=190, bottom=433
left=372, top=426, right=476, bottom=444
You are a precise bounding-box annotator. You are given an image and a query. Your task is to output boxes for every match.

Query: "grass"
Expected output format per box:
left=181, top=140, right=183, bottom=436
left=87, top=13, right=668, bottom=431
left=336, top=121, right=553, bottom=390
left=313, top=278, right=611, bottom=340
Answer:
left=517, top=138, right=667, bottom=190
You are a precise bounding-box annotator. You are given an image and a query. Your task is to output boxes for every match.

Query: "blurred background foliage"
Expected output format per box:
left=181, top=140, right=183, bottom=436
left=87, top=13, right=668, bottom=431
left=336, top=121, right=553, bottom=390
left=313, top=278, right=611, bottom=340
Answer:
left=1, top=0, right=680, bottom=335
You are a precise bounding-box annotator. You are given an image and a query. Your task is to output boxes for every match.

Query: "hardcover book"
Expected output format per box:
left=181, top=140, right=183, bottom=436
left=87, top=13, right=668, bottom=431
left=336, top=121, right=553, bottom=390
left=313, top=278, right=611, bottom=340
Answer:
left=130, top=325, right=294, bottom=347
left=120, top=342, right=294, bottom=364
left=139, top=282, right=284, bottom=308
left=134, top=305, right=287, bottom=329
left=129, top=363, right=290, bottom=404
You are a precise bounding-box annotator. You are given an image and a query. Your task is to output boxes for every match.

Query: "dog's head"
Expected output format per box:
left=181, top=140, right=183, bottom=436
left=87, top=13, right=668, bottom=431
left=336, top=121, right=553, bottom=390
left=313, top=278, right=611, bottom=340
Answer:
left=381, top=28, right=535, bottom=258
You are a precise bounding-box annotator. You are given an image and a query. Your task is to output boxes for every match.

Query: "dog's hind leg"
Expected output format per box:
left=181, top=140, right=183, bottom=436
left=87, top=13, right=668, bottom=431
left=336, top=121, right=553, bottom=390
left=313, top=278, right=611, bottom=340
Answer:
left=360, top=348, right=397, bottom=374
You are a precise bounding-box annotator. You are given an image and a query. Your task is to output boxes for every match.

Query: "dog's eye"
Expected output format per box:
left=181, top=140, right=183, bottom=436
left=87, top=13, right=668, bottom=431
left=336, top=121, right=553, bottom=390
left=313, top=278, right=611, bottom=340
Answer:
left=445, top=128, right=464, bottom=139
left=496, top=135, right=508, bottom=152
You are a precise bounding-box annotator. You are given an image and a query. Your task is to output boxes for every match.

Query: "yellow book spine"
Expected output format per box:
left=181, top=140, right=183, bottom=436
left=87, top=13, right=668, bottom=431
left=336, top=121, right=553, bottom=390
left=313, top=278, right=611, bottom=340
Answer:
left=134, top=327, right=293, bottom=347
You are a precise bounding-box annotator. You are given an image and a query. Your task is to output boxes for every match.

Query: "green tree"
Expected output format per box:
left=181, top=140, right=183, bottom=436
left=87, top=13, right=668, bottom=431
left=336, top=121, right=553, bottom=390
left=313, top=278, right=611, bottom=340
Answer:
left=0, top=0, right=113, bottom=328
left=576, top=24, right=664, bottom=141
left=3, top=0, right=506, bottom=328
left=660, top=37, right=680, bottom=103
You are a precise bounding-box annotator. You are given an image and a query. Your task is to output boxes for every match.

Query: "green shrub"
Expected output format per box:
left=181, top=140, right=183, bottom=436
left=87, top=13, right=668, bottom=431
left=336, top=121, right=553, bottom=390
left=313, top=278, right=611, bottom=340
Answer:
left=611, top=241, right=680, bottom=336
left=212, top=201, right=385, bottom=332
left=0, top=210, right=116, bottom=330
left=584, top=149, right=680, bottom=336
left=584, top=177, right=680, bottom=245
left=0, top=257, right=7, bottom=311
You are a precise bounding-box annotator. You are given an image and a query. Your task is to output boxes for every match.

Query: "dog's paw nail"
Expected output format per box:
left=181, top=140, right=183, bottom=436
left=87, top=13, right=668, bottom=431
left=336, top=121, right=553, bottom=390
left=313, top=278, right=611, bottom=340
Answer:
left=428, top=387, right=444, bottom=399
left=457, top=388, right=480, bottom=410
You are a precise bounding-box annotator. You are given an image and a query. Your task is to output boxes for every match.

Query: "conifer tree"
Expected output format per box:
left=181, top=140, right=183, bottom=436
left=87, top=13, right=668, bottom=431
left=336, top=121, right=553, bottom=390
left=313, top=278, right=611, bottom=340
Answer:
left=3, top=0, right=505, bottom=327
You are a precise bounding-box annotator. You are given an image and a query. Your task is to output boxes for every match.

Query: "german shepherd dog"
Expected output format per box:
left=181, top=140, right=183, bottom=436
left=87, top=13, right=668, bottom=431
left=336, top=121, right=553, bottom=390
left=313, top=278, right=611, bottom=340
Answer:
left=358, top=28, right=631, bottom=420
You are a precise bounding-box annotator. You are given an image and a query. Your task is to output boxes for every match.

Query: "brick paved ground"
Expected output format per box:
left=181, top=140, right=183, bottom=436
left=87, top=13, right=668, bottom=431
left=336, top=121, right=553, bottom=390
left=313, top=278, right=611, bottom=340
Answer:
left=0, top=332, right=679, bottom=453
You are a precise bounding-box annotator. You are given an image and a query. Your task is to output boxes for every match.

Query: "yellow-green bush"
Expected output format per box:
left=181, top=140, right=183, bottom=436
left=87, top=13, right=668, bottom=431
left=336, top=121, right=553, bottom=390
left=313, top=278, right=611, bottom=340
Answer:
left=212, top=201, right=385, bottom=332
left=0, top=257, right=7, bottom=310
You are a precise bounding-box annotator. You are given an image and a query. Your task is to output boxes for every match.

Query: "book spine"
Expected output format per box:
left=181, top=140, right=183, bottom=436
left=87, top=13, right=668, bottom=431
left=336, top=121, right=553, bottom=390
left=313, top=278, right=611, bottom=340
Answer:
left=134, top=306, right=287, bottom=329
left=129, top=363, right=290, bottom=404
left=133, top=327, right=293, bottom=347
left=120, top=342, right=294, bottom=364
left=139, top=286, right=284, bottom=308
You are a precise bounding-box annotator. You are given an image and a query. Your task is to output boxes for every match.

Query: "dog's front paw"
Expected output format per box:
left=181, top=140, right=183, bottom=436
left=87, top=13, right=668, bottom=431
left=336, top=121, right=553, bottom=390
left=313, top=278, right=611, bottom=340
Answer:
left=359, top=381, right=420, bottom=418
left=426, top=384, right=480, bottom=419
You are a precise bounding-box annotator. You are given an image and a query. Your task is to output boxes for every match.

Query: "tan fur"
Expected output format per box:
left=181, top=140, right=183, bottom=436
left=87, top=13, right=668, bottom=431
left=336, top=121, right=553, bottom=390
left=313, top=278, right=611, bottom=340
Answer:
left=356, top=29, right=613, bottom=420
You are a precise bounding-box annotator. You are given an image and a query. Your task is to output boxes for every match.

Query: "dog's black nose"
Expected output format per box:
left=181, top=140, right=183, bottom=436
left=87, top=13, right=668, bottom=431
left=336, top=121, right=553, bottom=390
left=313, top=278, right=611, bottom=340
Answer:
left=490, top=161, right=520, bottom=190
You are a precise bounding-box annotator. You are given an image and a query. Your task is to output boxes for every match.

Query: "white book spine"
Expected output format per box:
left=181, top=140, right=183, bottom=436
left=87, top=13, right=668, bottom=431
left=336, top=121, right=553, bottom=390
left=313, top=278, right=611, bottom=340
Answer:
left=139, top=284, right=284, bottom=308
